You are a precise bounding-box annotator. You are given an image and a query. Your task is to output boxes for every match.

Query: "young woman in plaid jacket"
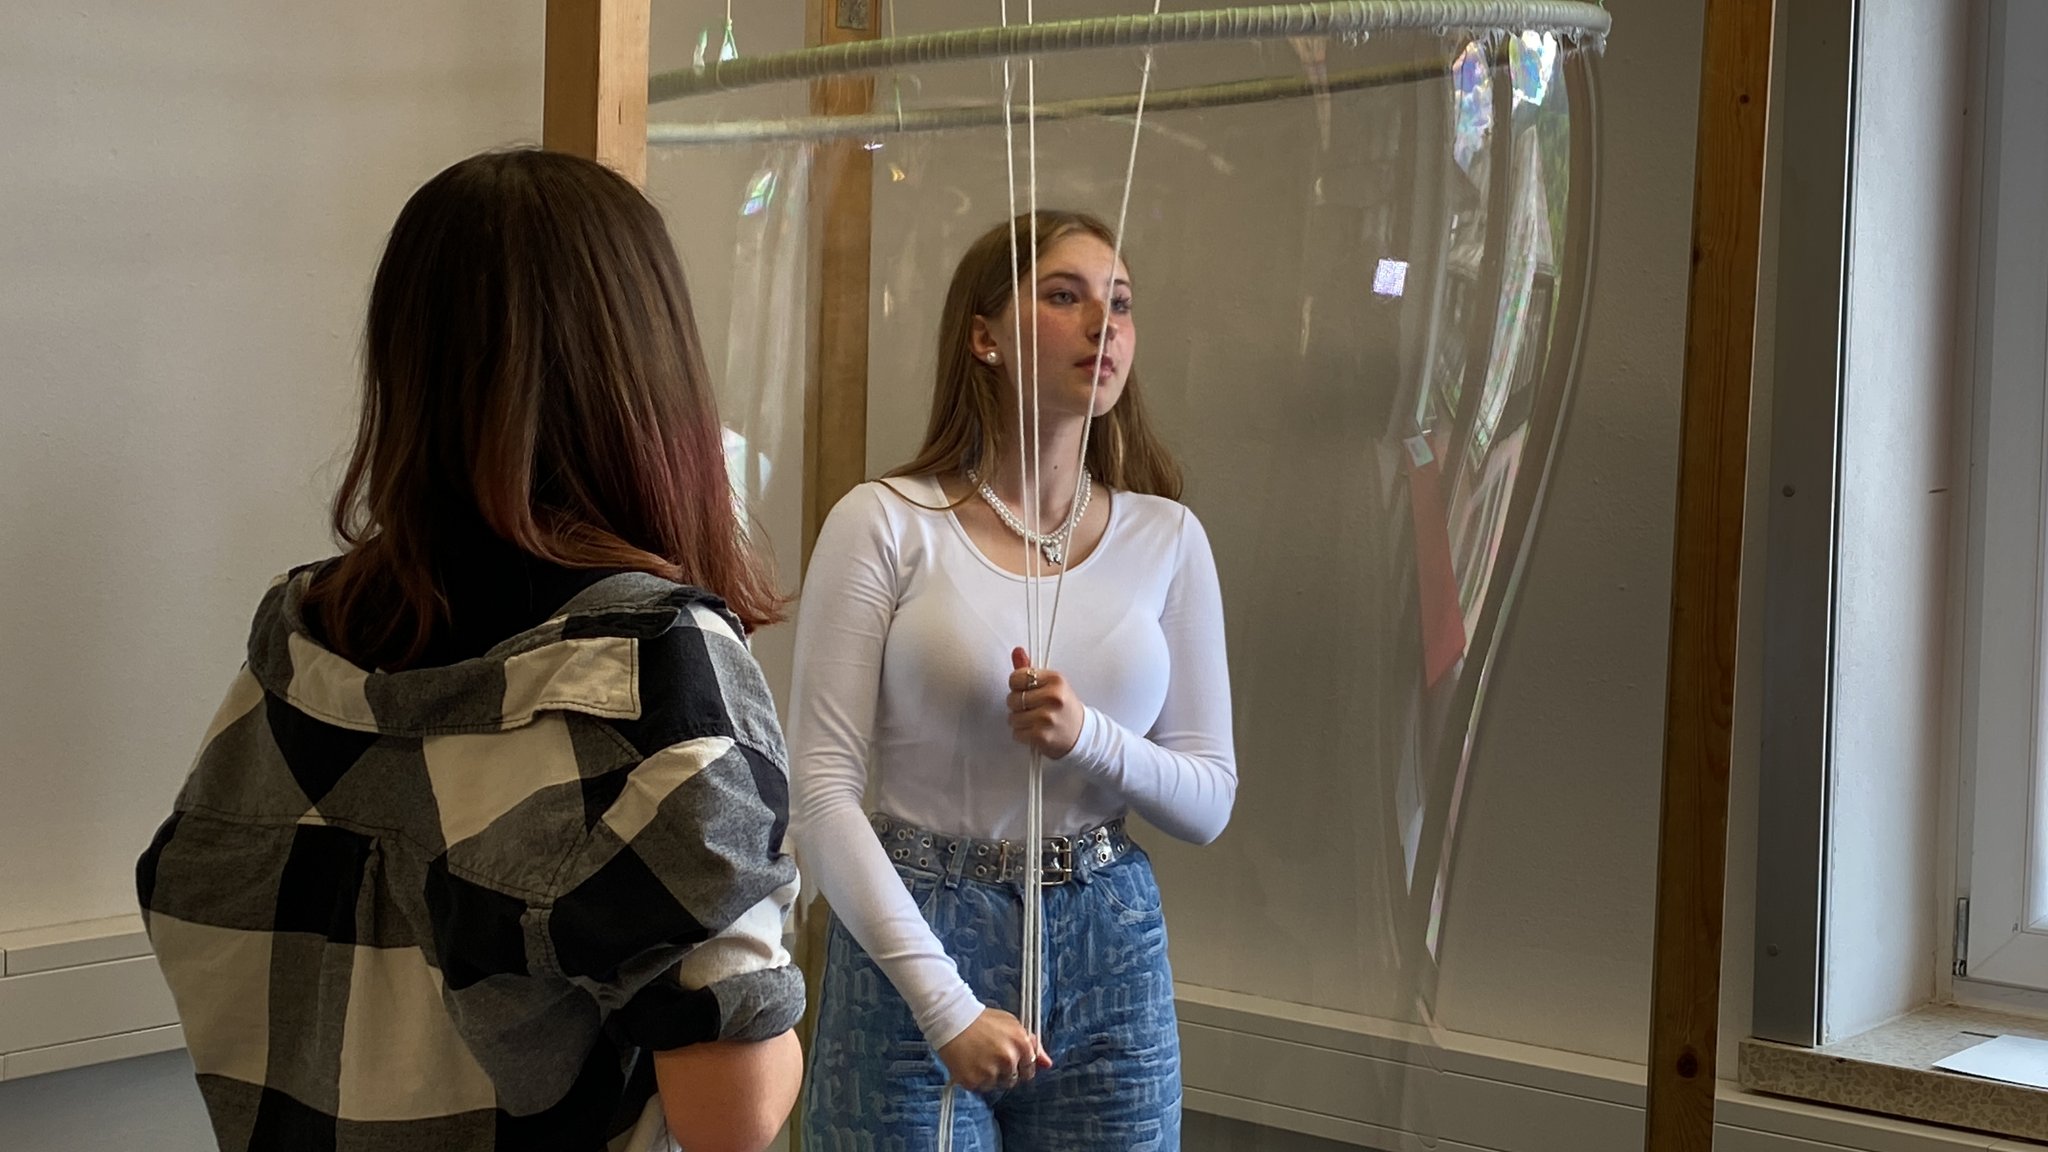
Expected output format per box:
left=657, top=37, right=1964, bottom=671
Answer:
left=139, top=149, right=804, bottom=1152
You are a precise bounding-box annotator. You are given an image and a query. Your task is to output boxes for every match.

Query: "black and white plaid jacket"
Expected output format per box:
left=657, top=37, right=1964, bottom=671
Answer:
left=136, top=566, right=803, bottom=1152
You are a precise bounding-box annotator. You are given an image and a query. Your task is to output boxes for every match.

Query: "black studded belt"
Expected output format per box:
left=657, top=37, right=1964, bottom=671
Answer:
left=869, top=811, right=1137, bottom=886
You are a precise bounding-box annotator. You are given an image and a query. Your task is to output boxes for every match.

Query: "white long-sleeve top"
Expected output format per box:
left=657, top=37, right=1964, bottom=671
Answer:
left=787, top=474, right=1237, bottom=1048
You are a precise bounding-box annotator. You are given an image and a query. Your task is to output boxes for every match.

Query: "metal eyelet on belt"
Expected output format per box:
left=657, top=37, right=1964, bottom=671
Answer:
left=893, top=847, right=909, bottom=861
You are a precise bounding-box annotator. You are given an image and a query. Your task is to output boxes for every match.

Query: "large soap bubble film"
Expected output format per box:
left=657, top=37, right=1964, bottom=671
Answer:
left=647, top=4, right=1596, bottom=1144
left=648, top=3, right=812, bottom=710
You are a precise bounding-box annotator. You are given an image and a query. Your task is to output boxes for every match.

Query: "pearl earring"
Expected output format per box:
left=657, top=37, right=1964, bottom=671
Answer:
left=986, top=353, right=1000, bottom=364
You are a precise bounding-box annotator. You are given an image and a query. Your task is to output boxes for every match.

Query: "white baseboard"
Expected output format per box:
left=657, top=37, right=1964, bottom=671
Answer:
left=0, top=914, right=178, bottom=1083
left=2, top=1023, right=185, bottom=1081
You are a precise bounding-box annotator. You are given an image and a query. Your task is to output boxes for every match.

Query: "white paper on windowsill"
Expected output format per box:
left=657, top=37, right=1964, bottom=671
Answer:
left=1932, top=1034, right=2048, bottom=1091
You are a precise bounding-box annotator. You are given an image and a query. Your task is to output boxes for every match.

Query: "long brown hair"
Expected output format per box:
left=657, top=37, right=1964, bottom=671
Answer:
left=303, top=148, right=782, bottom=669
left=887, top=211, right=1182, bottom=499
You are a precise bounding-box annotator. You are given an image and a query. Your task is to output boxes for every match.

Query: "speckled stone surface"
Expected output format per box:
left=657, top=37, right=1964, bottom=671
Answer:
left=1739, top=1005, right=2048, bottom=1142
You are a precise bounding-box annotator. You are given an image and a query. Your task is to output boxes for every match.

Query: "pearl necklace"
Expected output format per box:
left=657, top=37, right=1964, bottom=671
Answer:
left=967, top=467, right=1092, bottom=567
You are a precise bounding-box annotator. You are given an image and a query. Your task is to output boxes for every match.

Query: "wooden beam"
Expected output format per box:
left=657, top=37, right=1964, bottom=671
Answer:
left=802, top=0, right=879, bottom=564
left=542, top=0, right=650, bottom=185
left=789, top=8, right=880, bottom=1152
left=1645, top=1, right=1778, bottom=1148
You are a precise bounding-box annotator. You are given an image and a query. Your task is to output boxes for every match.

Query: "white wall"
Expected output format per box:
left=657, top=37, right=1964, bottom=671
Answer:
left=0, top=0, right=541, bottom=937
left=0, top=0, right=538, bottom=1139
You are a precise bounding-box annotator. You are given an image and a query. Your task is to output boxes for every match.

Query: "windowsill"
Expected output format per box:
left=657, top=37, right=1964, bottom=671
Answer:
left=1739, top=1004, right=2048, bottom=1143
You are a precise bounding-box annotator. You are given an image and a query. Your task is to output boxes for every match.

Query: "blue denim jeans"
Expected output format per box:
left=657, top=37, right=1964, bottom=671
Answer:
left=802, top=840, right=1181, bottom=1151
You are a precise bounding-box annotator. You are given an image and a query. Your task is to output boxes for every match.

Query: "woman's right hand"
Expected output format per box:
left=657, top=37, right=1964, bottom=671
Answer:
left=936, top=1007, right=1052, bottom=1092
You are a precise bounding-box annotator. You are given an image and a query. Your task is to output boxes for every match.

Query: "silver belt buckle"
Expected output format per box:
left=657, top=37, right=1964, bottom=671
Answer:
left=1041, top=836, right=1075, bottom=885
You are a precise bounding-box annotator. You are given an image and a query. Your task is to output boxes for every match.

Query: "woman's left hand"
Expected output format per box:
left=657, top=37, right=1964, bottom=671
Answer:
left=1007, top=647, right=1084, bottom=760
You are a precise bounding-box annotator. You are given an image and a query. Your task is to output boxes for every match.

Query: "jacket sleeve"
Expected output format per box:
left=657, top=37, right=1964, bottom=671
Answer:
left=538, top=604, right=805, bottom=1050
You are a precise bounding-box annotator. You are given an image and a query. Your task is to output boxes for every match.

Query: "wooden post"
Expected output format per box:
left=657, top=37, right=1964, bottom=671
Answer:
left=802, top=0, right=880, bottom=563
left=1645, top=1, right=1777, bottom=1148
left=788, top=7, right=880, bottom=1152
left=542, top=0, right=651, bottom=185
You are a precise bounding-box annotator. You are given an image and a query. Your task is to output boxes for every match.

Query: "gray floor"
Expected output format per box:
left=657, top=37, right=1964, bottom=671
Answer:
left=1185, top=1112, right=1366, bottom=1151
left=0, top=1050, right=215, bottom=1152
left=0, top=1050, right=1366, bottom=1152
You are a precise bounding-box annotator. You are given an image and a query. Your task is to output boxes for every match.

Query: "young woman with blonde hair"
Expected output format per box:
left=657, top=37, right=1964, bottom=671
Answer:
left=793, top=209, right=1237, bottom=1150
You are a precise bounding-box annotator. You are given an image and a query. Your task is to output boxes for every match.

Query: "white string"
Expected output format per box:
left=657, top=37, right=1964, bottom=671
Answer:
left=1019, top=0, right=1049, bottom=1057
left=1043, top=2, right=1162, bottom=669
left=936, top=7, right=1027, bottom=1142
left=939, top=6, right=1159, bottom=1142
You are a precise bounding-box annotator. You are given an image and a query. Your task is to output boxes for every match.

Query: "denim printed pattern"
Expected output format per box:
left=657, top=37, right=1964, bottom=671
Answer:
left=803, top=845, right=1181, bottom=1151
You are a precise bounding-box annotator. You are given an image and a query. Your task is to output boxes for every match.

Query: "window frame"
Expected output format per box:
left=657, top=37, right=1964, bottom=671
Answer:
left=1750, top=0, right=1858, bottom=1049
left=1953, top=0, right=2048, bottom=1000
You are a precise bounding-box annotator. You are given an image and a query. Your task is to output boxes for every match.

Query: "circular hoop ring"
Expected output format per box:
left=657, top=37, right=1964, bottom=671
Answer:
left=648, top=1, right=1612, bottom=105
left=649, top=61, right=1442, bottom=146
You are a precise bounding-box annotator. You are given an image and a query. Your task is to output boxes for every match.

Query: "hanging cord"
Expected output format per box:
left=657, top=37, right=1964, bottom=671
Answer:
left=939, top=6, right=1158, bottom=1144
left=937, top=7, right=1030, bottom=1141
left=1023, top=0, right=1162, bottom=1086
left=1041, top=2, right=1161, bottom=669
left=1019, top=0, right=1049, bottom=1060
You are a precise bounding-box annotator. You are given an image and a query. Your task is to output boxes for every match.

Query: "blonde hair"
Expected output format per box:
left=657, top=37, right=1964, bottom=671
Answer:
left=885, top=211, right=1183, bottom=500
